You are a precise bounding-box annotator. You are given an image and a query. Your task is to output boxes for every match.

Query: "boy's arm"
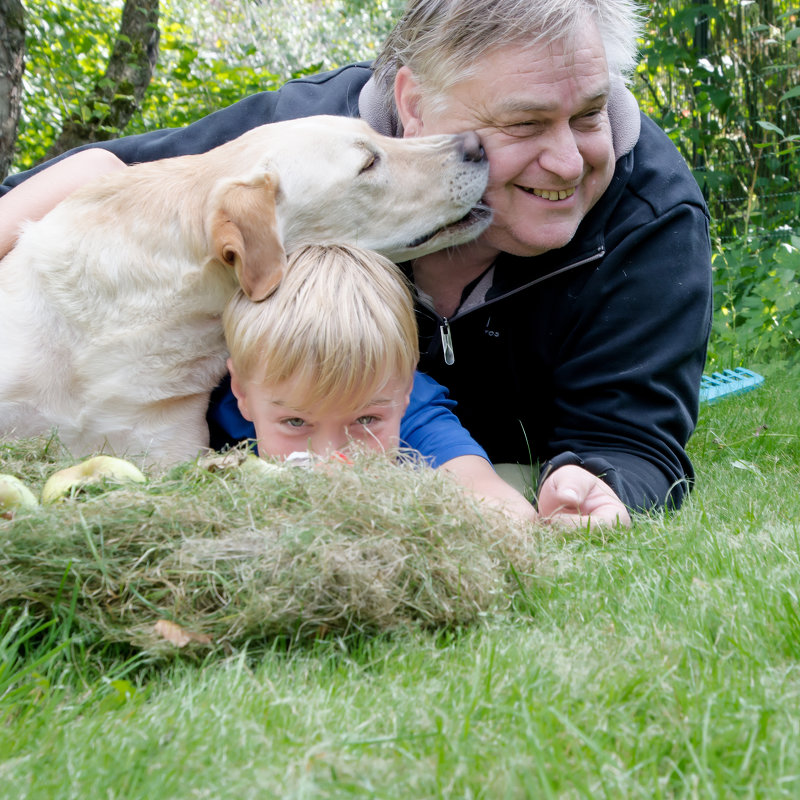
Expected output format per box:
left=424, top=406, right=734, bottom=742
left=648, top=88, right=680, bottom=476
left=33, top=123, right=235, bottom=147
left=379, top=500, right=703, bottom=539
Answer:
left=0, top=149, right=126, bottom=259
left=440, top=455, right=538, bottom=523
left=400, top=373, right=537, bottom=523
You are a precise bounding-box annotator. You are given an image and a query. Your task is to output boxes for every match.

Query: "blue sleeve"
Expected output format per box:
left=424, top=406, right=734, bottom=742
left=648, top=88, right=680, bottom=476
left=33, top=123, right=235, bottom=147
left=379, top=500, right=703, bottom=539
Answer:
left=399, top=372, right=489, bottom=468
left=206, top=371, right=490, bottom=467
left=206, top=375, right=256, bottom=451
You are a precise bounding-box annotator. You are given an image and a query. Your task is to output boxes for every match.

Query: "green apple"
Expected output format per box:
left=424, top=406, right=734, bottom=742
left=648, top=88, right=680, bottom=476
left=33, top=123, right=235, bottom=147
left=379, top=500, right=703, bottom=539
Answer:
left=239, top=454, right=281, bottom=476
left=42, top=455, right=146, bottom=504
left=0, top=474, right=39, bottom=514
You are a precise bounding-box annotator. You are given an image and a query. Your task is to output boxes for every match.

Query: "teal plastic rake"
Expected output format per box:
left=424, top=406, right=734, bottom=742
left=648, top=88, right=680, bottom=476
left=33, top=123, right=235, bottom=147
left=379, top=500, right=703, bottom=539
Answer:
left=699, top=367, right=764, bottom=404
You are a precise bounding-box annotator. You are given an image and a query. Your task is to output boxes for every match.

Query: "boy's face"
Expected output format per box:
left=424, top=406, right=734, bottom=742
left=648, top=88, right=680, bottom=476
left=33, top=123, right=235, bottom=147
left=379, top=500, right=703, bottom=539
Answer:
left=229, top=364, right=413, bottom=458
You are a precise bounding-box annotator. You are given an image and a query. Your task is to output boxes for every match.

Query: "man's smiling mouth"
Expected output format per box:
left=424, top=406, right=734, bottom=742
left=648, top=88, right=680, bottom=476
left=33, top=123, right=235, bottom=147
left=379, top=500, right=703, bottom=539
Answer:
left=518, top=186, right=576, bottom=201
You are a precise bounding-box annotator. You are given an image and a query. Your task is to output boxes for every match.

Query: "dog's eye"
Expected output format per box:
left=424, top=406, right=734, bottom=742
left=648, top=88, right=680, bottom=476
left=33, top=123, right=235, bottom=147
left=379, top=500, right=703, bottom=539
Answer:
left=360, top=152, right=379, bottom=173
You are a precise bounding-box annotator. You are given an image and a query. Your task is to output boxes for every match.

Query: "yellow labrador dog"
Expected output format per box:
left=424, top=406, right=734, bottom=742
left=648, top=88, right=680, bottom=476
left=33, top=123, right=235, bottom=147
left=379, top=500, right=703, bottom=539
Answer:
left=0, top=115, right=490, bottom=463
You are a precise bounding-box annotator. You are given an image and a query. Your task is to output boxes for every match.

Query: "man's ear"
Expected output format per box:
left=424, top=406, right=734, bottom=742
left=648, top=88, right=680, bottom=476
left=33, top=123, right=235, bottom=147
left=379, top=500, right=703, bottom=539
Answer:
left=228, top=358, right=253, bottom=422
left=394, top=66, right=425, bottom=138
left=207, top=170, right=287, bottom=301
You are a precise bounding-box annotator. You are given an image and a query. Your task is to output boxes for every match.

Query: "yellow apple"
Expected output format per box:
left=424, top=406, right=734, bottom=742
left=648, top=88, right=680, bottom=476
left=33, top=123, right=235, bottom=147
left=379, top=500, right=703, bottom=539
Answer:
left=42, top=455, right=146, bottom=504
left=239, top=454, right=281, bottom=476
left=0, top=474, right=39, bottom=513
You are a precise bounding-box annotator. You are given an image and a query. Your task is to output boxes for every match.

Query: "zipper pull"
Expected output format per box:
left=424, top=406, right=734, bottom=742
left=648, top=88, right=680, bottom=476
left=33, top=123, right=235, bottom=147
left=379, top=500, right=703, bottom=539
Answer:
left=440, top=318, right=455, bottom=365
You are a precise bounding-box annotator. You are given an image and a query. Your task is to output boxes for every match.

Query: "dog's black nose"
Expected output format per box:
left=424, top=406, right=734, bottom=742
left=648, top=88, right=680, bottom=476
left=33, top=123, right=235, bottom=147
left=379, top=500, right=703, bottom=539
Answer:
left=456, top=131, right=486, bottom=163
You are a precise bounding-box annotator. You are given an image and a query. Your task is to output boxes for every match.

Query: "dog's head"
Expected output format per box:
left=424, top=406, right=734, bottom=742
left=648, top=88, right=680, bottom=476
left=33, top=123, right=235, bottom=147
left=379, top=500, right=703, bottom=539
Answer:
left=205, top=115, right=491, bottom=291
left=266, top=116, right=492, bottom=261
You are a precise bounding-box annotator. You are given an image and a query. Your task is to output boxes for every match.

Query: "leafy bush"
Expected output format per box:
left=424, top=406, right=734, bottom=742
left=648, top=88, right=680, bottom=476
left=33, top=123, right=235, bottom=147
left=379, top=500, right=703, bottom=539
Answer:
left=633, top=0, right=799, bottom=372
left=14, top=0, right=404, bottom=171
left=633, top=0, right=800, bottom=242
left=708, top=233, right=800, bottom=372
left=15, top=0, right=122, bottom=169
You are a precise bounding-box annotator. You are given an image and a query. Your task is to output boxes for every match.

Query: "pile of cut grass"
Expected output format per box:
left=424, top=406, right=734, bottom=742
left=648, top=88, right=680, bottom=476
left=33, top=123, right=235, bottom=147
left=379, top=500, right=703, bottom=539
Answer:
left=0, top=439, right=539, bottom=654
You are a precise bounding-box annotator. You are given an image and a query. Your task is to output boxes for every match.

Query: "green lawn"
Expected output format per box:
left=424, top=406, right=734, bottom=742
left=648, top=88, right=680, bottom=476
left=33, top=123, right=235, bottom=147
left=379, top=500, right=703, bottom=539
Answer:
left=1, top=369, right=798, bottom=799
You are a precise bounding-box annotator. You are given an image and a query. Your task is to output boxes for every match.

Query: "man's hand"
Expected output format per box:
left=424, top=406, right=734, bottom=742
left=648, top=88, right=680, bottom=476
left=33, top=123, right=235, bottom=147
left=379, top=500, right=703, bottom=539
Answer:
left=538, top=464, right=631, bottom=528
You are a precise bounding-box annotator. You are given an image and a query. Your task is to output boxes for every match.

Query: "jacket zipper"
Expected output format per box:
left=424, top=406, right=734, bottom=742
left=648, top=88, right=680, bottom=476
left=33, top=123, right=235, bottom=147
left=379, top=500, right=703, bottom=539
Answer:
left=440, top=318, right=455, bottom=365
left=424, top=246, right=606, bottom=366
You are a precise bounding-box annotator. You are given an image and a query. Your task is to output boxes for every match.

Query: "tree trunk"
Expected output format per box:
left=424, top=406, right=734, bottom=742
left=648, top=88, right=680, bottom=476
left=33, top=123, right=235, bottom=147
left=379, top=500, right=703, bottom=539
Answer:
left=0, top=0, right=25, bottom=181
left=42, top=0, right=160, bottom=162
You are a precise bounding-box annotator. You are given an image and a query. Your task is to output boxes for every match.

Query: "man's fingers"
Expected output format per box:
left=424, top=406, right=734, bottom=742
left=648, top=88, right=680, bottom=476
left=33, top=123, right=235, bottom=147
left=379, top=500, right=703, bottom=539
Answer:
left=538, top=465, right=631, bottom=528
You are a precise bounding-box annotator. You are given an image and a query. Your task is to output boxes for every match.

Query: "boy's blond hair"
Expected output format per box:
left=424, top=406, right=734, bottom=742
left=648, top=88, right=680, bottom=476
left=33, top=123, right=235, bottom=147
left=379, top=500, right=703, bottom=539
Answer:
left=223, top=244, right=419, bottom=409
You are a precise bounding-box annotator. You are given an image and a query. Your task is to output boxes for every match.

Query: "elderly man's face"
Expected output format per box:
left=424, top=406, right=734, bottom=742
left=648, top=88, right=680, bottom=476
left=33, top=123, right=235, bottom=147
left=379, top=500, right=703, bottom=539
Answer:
left=397, top=23, right=616, bottom=258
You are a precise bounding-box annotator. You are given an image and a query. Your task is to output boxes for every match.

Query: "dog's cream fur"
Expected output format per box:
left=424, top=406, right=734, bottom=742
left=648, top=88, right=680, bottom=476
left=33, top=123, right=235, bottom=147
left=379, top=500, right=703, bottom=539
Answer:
left=0, top=115, right=489, bottom=464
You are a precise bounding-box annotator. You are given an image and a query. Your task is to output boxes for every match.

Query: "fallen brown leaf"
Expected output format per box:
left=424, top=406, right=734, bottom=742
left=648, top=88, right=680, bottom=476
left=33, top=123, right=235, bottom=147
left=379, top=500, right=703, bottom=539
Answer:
left=154, top=619, right=212, bottom=647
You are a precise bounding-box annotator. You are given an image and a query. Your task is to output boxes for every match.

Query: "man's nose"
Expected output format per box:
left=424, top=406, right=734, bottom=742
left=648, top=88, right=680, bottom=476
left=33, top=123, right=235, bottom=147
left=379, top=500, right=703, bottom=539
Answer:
left=537, top=124, right=584, bottom=181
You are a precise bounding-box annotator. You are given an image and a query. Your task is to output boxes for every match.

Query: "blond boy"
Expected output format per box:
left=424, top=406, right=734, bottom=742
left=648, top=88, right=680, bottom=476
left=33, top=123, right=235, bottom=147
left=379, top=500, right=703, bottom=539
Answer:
left=221, top=244, right=536, bottom=521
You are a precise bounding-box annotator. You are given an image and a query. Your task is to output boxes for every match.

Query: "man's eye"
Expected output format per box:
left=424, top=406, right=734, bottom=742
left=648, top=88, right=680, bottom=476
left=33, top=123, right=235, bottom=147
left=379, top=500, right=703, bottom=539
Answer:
left=499, top=121, right=540, bottom=138
left=575, top=108, right=605, bottom=126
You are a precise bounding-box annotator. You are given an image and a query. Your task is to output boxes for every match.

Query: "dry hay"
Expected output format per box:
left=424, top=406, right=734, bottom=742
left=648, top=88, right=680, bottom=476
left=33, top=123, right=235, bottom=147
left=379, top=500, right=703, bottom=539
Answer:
left=0, top=439, right=540, bottom=654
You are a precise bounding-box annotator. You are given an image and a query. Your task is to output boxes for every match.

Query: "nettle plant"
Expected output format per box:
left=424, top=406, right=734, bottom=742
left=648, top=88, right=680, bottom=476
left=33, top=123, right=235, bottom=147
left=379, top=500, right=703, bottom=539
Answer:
left=634, top=0, right=799, bottom=373
left=708, top=233, right=800, bottom=373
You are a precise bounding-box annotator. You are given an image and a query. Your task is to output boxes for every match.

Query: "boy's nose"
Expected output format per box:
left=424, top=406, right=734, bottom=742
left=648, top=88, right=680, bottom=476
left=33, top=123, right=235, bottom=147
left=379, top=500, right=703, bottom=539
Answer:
left=309, top=428, right=349, bottom=455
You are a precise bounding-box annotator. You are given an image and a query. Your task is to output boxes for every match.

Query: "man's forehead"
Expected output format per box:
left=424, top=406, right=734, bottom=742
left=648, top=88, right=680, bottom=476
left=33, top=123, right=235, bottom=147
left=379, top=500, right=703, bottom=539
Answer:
left=490, top=86, right=610, bottom=117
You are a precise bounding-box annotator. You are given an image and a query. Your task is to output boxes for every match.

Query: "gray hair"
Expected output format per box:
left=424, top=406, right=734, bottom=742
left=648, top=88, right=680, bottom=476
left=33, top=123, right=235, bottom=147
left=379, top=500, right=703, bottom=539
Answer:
left=373, top=0, right=644, bottom=113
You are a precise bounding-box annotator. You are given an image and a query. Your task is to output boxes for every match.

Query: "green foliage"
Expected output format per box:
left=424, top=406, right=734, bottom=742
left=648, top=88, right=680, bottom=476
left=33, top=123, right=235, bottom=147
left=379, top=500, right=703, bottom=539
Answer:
left=634, top=0, right=800, bottom=371
left=634, top=0, right=800, bottom=242
left=14, top=0, right=404, bottom=171
left=708, top=233, right=800, bottom=372
left=16, top=0, right=123, bottom=169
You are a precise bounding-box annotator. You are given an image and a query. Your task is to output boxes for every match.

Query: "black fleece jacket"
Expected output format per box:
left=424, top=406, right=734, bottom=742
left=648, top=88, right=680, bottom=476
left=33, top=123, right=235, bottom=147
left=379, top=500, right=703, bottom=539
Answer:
left=1, top=63, right=712, bottom=512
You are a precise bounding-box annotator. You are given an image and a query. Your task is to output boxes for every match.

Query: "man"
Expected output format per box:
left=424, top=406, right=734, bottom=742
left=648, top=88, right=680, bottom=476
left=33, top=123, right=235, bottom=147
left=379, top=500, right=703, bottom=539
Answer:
left=0, top=0, right=713, bottom=526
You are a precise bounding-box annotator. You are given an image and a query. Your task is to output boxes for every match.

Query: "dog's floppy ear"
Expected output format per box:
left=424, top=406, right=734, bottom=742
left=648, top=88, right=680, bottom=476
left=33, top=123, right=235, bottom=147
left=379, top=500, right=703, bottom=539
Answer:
left=207, top=170, right=286, bottom=301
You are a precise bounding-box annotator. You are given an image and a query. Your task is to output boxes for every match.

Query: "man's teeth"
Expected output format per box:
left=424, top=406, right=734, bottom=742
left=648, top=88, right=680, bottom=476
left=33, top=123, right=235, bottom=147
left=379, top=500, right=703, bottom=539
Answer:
left=526, top=187, right=576, bottom=201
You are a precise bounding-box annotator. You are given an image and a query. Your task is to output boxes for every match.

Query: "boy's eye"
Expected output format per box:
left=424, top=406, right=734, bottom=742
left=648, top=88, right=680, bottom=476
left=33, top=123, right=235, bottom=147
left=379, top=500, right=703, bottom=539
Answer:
left=283, top=418, right=306, bottom=428
left=354, top=415, right=378, bottom=426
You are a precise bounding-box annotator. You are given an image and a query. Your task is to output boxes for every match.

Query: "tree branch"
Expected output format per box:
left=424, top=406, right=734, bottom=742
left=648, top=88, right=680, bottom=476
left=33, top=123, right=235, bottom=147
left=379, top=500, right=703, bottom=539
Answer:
left=41, top=0, right=160, bottom=162
left=0, top=0, right=26, bottom=180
